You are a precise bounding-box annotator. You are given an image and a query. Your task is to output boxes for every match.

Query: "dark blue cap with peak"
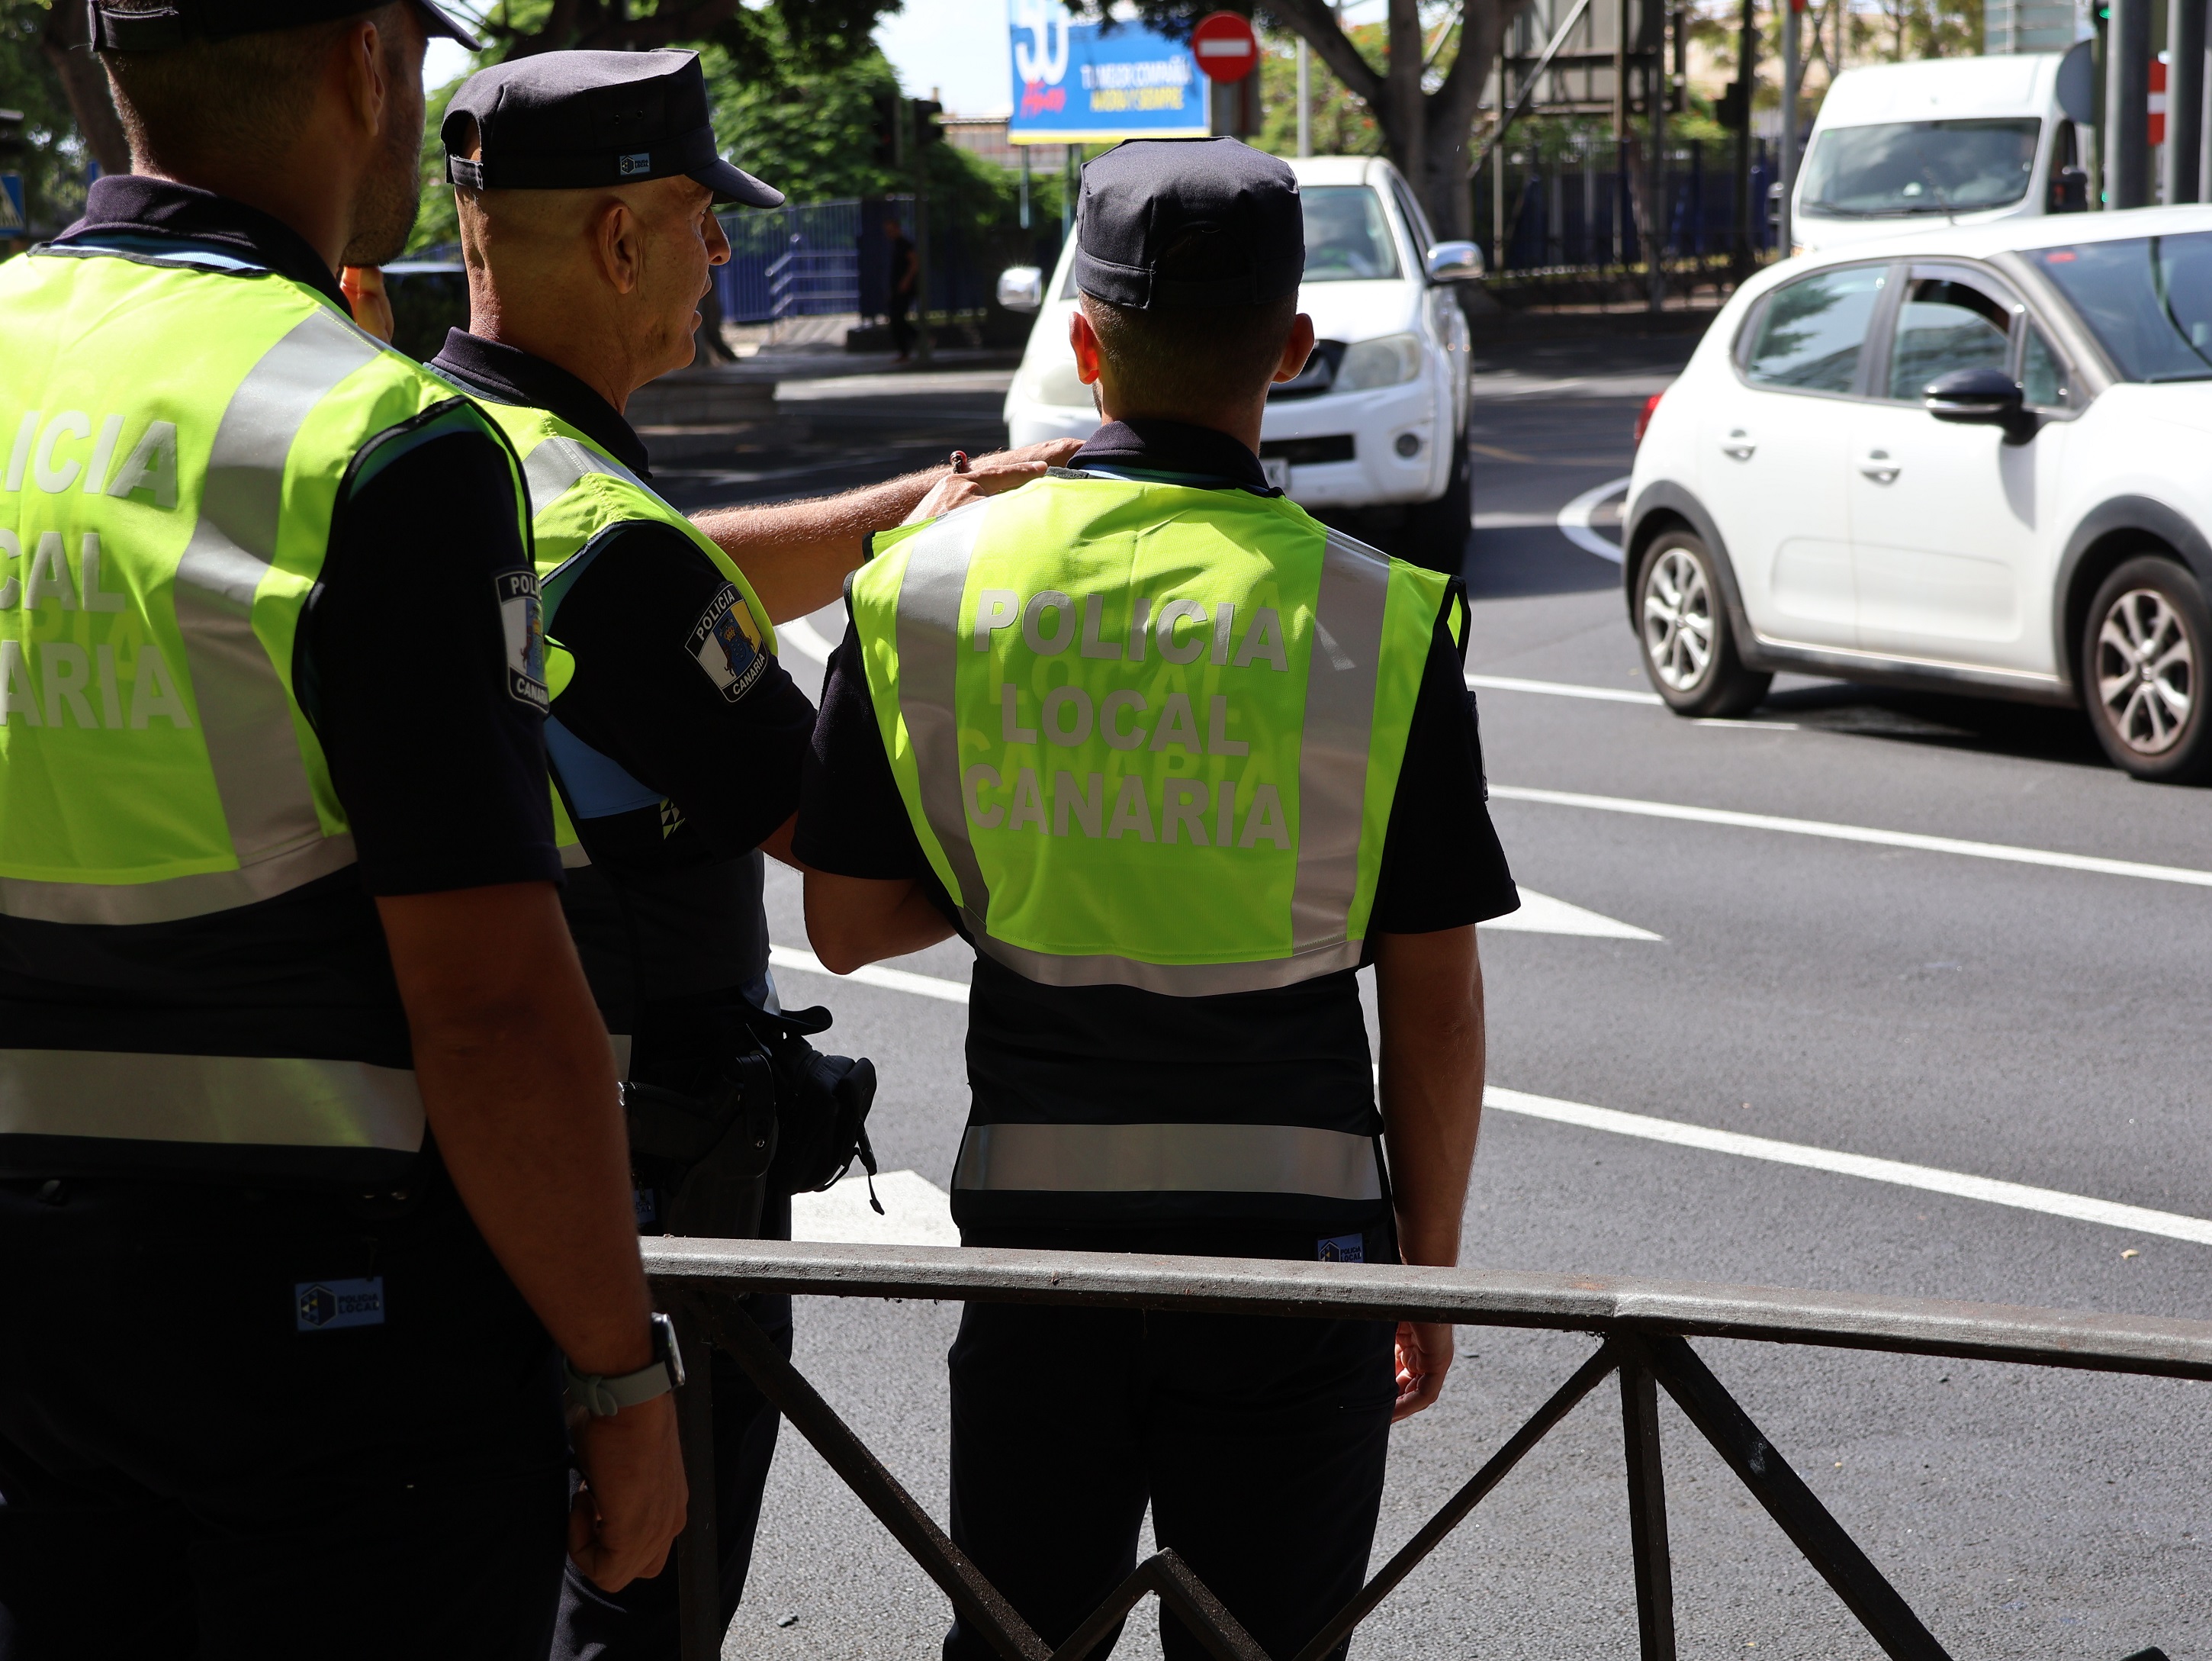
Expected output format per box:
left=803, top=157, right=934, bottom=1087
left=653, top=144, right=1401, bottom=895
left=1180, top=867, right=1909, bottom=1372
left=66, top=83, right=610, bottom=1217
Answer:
left=1072, top=137, right=1304, bottom=311
left=442, top=49, right=783, bottom=209
left=89, top=0, right=477, bottom=50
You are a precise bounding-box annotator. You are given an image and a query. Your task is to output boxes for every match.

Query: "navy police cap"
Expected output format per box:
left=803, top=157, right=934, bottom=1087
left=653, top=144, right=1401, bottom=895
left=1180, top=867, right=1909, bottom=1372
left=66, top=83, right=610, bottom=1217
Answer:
left=1073, top=137, right=1303, bottom=311
left=90, top=0, right=478, bottom=50
left=442, top=50, right=782, bottom=209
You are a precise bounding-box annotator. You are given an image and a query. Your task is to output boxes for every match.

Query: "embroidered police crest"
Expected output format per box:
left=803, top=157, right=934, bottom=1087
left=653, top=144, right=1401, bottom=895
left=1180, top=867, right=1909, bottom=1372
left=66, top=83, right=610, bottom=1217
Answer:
left=495, top=570, right=548, bottom=711
left=688, top=583, right=768, bottom=703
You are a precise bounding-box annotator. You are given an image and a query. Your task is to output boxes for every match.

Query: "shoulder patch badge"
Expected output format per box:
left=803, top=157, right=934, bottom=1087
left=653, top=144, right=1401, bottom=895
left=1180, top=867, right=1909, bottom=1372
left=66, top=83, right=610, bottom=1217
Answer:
left=688, top=583, right=768, bottom=704
left=496, top=570, right=548, bottom=712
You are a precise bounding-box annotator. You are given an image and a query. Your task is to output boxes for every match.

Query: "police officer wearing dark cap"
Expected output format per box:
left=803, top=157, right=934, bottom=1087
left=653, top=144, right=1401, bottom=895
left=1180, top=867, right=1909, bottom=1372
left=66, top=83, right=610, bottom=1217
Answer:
left=0, top=5, right=690, bottom=1659
left=423, top=47, right=1076, bottom=1661
left=798, top=136, right=1517, bottom=1659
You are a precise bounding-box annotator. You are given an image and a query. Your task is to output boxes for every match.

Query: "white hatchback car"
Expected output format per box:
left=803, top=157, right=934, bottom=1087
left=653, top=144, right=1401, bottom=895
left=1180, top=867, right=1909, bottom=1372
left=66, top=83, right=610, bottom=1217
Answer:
left=1626, top=204, right=2212, bottom=782
left=1000, top=154, right=1481, bottom=567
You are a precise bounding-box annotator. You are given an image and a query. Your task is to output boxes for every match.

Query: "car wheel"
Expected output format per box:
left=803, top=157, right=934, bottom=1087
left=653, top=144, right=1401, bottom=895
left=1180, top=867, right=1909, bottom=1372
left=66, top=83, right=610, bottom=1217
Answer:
left=1635, top=530, right=1771, bottom=717
left=1397, top=430, right=1471, bottom=574
left=2081, top=554, right=2212, bottom=784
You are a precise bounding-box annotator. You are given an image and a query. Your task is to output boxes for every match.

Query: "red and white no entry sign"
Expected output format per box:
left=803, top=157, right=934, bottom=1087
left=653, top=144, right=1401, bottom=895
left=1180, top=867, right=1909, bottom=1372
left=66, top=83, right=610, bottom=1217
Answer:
left=1191, top=11, right=1258, bottom=82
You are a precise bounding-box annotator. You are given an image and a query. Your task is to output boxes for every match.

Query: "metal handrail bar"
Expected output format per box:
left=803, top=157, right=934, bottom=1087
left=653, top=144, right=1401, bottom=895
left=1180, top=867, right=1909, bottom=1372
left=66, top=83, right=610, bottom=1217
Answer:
left=648, top=1240, right=2206, bottom=1661
left=643, top=1238, right=2212, bottom=1380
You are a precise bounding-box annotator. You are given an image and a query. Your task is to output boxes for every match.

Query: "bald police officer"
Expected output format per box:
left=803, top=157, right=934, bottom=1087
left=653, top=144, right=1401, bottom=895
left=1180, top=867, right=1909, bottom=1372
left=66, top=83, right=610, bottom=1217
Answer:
left=0, top=5, right=686, bottom=1657
left=420, top=49, right=1074, bottom=1661
left=799, top=139, right=1519, bottom=1659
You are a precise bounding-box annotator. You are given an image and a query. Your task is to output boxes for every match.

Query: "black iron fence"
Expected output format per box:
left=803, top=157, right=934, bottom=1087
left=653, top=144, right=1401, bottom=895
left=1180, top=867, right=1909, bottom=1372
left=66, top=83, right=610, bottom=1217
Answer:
left=645, top=1238, right=2208, bottom=1661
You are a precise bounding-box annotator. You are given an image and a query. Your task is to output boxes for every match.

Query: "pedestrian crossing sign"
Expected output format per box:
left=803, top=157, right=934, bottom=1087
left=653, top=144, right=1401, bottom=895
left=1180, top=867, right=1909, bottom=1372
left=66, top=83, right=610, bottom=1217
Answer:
left=0, top=176, right=22, bottom=234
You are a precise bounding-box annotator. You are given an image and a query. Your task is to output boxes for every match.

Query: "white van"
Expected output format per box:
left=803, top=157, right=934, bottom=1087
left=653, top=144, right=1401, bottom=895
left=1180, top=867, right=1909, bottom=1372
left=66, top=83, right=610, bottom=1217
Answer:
left=998, top=155, right=1483, bottom=567
left=1792, top=54, right=2089, bottom=255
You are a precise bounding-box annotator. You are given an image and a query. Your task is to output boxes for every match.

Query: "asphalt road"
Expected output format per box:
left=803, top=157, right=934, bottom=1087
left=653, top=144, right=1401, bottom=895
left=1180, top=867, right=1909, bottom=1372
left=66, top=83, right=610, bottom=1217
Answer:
left=666, top=345, right=2212, bottom=1661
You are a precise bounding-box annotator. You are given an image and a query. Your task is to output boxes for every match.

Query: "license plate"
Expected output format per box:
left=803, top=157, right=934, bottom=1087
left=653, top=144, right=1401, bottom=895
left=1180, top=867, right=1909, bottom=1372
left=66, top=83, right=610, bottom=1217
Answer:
left=1260, top=457, right=1291, bottom=491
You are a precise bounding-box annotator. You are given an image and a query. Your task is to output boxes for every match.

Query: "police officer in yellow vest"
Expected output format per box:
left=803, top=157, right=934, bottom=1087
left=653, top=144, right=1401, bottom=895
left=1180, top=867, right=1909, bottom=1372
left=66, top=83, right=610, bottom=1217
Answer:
left=799, top=139, right=1520, bottom=1659
left=418, top=50, right=1074, bottom=1661
left=0, top=5, right=690, bottom=1656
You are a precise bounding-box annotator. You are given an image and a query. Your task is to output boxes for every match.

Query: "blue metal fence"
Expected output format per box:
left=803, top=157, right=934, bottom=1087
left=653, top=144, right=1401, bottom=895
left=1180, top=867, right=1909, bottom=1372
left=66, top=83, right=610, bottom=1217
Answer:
left=1477, top=138, right=1776, bottom=275
left=716, top=198, right=912, bottom=325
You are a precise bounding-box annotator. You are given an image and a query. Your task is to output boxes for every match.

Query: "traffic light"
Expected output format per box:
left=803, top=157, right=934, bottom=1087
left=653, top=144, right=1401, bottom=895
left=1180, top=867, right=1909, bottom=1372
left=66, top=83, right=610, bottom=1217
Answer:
left=868, top=90, right=900, bottom=167
left=911, top=98, right=944, bottom=146
left=0, top=109, right=24, bottom=165
left=1715, top=80, right=1748, bottom=129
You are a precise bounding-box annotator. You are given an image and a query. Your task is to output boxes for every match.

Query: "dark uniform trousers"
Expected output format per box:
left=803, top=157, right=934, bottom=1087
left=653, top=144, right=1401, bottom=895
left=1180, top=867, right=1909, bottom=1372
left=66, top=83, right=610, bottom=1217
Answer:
left=942, top=1225, right=1399, bottom=1661
left=0, top=1165, right=571, bottom=1661
left=550, top=1199, right=791, bottom=1661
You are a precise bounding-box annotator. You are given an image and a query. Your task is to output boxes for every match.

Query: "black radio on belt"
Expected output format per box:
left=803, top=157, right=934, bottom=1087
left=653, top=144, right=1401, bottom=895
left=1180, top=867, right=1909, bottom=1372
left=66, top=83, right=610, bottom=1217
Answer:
left=622, top=1003, right=879, bottom=1240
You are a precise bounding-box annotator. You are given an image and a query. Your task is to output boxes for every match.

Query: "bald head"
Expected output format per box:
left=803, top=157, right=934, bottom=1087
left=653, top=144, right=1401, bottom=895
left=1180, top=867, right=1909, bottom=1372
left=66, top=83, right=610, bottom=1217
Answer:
left=451, top=119, right=730, bottom=413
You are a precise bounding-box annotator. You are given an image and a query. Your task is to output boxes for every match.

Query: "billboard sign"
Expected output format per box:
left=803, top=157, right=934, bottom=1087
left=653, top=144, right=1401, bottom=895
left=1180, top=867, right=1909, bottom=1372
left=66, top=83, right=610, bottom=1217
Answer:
left=1008, top=0, right=1208, bottom=145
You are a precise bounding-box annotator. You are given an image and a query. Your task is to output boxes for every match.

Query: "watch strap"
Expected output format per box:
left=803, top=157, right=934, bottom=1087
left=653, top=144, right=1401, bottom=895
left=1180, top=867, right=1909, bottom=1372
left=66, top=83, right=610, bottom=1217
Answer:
left=564, top=1312, right=685, bottom=1418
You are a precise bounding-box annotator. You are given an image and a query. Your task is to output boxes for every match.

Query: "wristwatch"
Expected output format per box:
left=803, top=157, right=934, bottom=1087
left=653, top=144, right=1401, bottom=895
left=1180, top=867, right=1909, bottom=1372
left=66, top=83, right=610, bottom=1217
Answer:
left=564, top=1312, right=686, bottom=1418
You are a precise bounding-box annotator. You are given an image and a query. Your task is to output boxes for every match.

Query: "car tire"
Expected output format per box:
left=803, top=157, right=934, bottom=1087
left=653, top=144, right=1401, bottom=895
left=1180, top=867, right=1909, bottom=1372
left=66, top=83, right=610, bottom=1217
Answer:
left=1635, top=530, right=1771, bottom=717
left=2080, top=554, right=2212, bottom=784
left=1397, top=430, right=1471, bottom=574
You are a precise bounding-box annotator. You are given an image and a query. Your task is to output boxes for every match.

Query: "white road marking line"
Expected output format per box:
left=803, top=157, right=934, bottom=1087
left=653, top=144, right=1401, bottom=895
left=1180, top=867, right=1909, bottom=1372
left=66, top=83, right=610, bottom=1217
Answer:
left=778, top=616, right=839, bottom=664
left=771, top=947, right=2210, bottom=1246
left=1485, top=1086, right=2212, bottom=1248
left=792, top=1169, right=959, bottom=1247
left=1555, top=475, right=1632, bottom=564
left=1467, top=673, right=1663, bottom=706
left=1489, top=785, right=2212, bottom=890
left=770, top=944, right=971, bottom=1003
left=1694, top=716, right=1799, bottom=730
left=1484, top=888, right=1661, bottom=940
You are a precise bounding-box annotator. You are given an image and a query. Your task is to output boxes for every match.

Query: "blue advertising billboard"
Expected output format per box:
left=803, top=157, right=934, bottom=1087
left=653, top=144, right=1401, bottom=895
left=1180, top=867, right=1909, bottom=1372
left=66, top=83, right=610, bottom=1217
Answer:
left=1008, top=0, right=1208, bottom=145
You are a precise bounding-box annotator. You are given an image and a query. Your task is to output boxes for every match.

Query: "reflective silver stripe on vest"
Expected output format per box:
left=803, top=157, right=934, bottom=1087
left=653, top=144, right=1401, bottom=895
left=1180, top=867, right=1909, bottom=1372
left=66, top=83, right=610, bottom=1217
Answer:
left=892, top=502, right=1391, bottom=997
left=0, top=1049, right=423, bottom=1153
left=953, top=1121, right=1381, bottom=1200
left=523, top=433, right=646, bottom=510
left=1290, top=529, right=1389, bottom=960
left=2, top=308, right=382, bottom=926
left=891, top=502, right=997, bottom=925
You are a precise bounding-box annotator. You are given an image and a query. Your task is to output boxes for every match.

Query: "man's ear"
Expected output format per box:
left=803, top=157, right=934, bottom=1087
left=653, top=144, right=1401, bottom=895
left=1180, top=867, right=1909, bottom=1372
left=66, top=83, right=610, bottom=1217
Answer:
left=1069, top=306, right=1105, bottom=387
left=340, top=17, right=389, bottom=137
left=1273, top=314, right=1317, bottom=385
left=591, top=198, right=645, bottom=296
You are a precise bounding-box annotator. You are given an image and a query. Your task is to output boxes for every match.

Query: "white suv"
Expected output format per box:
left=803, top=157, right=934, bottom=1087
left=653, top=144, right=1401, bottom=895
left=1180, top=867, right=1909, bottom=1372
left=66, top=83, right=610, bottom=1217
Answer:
left=1626, top=204, right=2212, bottom=783
left=999, top=154, right=1481, bottom=568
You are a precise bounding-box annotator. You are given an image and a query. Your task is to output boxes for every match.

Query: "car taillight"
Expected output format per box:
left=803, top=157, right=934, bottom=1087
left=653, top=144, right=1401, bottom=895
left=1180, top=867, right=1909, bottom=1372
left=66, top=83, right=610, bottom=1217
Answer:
left=1634, top=391, right=1664, bottom=448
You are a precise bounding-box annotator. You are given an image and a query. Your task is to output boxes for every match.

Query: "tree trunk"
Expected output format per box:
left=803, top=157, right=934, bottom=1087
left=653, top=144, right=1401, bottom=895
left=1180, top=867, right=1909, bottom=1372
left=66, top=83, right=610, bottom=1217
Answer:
left=43, top=5, right=131, bottom=177
left=1269, top=0, right=1536, bottom=245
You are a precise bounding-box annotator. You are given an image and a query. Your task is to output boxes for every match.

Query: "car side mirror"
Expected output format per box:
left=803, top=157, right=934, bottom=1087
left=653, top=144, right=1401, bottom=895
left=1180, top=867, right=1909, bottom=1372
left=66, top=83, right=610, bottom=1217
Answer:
left=1924, top=366, right=2038, bottom=443
left=996, top=266, right=1043, bottom=313
left=1423, top=241, right=1485, bottom=283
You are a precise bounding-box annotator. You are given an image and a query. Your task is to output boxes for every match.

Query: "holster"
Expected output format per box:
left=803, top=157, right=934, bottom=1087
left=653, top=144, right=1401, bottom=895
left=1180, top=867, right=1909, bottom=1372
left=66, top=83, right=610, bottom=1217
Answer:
left=621, top=1002, right=880, bottom=1240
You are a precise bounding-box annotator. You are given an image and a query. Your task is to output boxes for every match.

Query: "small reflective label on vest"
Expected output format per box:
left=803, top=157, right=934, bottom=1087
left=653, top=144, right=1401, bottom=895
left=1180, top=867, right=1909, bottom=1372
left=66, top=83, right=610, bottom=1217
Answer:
left=1317, top=1233, right=1365, bottom=1263
left=688, top=583, right=767, bottom=704
left=496, top=570, right=548, bottom=712
left=295, top=1276, right=386, bottom=1332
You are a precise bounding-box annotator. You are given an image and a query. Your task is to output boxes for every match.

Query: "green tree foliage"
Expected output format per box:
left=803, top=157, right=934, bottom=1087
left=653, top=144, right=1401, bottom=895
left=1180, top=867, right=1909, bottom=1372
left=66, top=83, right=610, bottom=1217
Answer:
left=1252, top=23, right=1387, bottom=159
left=0, top=0, right=91, bottom=237
left=413, top=8, right=1058, bottom=291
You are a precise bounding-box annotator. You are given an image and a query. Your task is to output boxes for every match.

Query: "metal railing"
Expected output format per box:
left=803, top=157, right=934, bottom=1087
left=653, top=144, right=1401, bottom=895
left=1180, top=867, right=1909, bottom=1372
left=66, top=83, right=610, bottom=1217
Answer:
left=646, top=1239, right=2212, bottom=1661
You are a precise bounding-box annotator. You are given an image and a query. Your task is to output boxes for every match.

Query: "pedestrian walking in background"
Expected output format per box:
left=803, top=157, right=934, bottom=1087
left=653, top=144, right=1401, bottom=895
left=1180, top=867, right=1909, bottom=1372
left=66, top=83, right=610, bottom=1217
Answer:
left=886, top=213, right=919, bottom=363
left=799, top=137, right=1517, bottom=1659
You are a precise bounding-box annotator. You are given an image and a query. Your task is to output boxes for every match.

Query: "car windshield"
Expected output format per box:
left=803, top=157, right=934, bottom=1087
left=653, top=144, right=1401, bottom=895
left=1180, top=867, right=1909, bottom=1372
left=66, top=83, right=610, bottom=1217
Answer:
left=1302, top=186, right=1402, bottom=282
left=1799, top=118, right=2041, bottom=216
left=2030, top=233, right=2212, bottom=383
